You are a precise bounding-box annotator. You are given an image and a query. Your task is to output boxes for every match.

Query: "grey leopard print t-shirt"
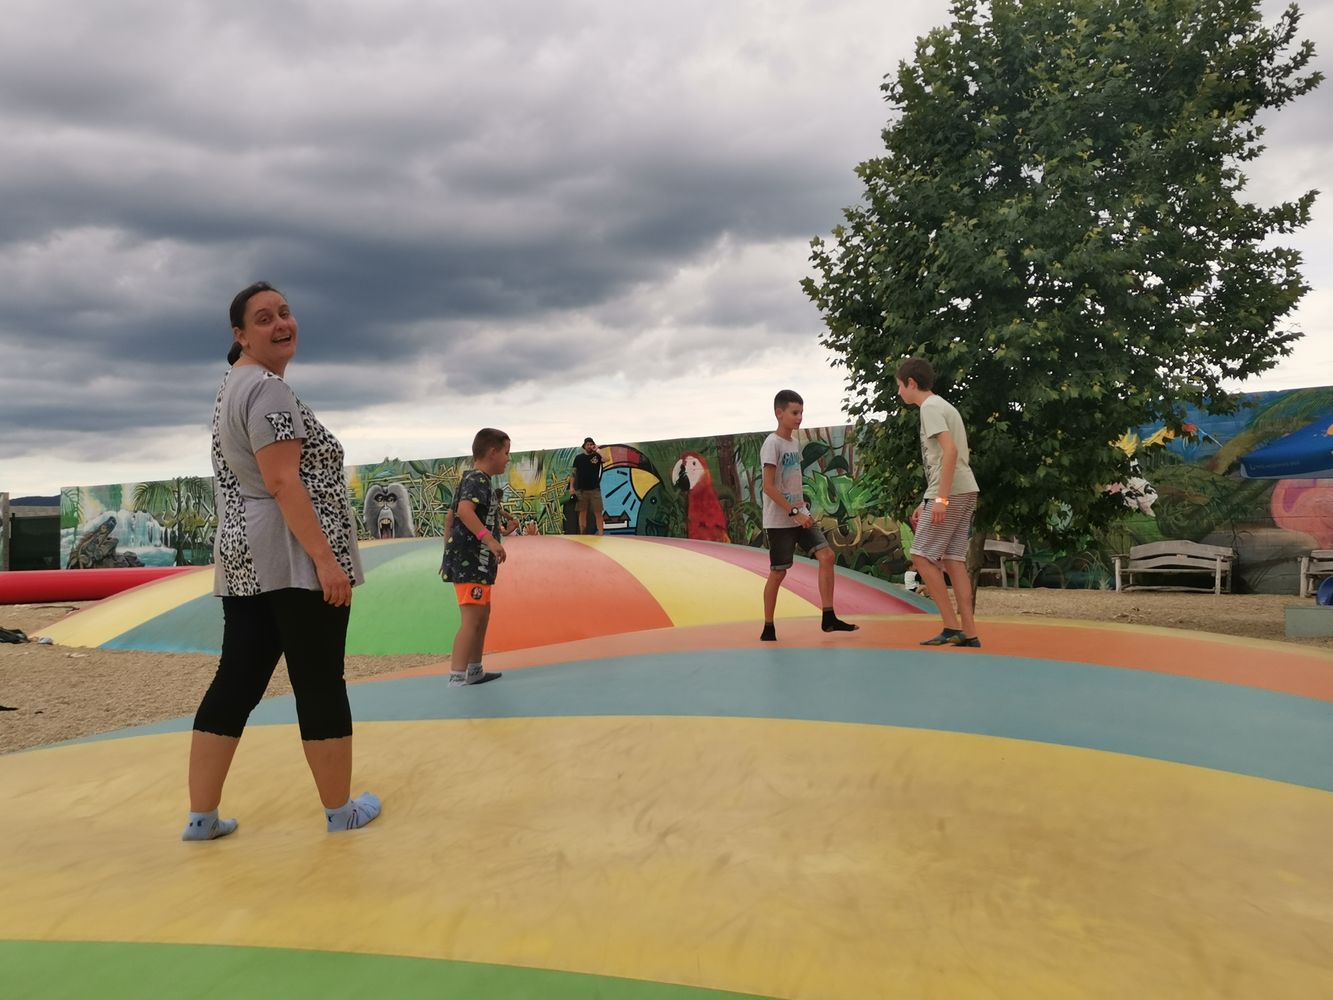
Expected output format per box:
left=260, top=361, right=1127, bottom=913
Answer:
left=211, top=364, right=365, bottom=597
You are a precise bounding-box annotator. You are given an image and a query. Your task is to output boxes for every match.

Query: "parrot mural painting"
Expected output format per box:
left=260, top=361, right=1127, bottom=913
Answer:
left=672, top=451, right=730, bottom=543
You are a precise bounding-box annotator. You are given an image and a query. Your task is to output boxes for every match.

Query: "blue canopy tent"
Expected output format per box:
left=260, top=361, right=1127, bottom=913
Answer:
left=1239, top=415, right=1333, bottom=479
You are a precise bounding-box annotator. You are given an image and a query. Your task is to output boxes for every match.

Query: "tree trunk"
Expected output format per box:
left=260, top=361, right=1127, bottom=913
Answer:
left=965, top=528, right=987, bottom=593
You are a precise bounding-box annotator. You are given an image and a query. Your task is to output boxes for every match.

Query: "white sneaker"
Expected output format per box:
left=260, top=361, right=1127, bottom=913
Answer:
left=451, top=666, right=502, bottom=686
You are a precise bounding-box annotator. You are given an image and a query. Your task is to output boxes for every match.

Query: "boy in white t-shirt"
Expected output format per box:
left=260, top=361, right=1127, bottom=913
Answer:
left=896, top=358, right=982, bottom=648
left=759, top=389, right=859, bottom=641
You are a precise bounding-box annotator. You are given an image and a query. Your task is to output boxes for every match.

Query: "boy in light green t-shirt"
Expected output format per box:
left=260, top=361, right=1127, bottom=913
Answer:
left=896, top=358, right=982, bottom=648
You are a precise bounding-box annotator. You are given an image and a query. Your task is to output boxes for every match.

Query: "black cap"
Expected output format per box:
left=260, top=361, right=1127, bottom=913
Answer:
left=583, top=437, right=596, bottom=445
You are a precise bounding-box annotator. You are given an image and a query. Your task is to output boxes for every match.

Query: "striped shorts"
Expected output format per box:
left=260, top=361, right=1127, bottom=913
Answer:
left=910, top=492, right=978, bottom=563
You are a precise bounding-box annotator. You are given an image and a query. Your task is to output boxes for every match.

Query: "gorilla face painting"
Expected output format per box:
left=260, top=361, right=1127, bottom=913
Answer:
left=363, top=482, right=416, bottom=539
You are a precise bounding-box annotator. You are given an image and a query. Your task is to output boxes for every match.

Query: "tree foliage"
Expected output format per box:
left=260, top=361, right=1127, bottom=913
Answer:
left=803, top=0, right=1321, bottom=543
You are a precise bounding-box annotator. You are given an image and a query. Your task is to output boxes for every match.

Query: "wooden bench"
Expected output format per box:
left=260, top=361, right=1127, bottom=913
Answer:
left=1113, top=540, right=1236, bottom=595
left=978, top=538, right=1025, bottom=588
left=1298, top=549, right=1333, bottom=598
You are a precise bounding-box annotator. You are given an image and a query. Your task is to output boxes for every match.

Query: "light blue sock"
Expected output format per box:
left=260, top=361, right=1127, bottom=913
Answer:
left=326, top=791, right=382, bottom=833
left=181, top=808, right=238, bottom=842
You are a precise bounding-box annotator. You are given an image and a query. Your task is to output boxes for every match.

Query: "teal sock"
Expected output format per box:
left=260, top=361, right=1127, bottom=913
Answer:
left=181, top=808, right=238, bottom=842
left=326, top=791, right=382, bottom=832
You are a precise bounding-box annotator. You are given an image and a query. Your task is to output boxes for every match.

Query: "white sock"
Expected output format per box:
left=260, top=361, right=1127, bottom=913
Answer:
left=326, top=792, right=382, bottom=832
left=182, top=808, right=238, bottom=841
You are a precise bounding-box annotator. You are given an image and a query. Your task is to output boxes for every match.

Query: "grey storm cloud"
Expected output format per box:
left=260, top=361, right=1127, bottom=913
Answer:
left=0, top=0, right=927, bottom=452
left=2, top=0, right=1329, bottom=477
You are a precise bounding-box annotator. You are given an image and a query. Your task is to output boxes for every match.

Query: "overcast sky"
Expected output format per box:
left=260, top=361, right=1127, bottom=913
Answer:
left=2, top=0, right=1330, bottom=498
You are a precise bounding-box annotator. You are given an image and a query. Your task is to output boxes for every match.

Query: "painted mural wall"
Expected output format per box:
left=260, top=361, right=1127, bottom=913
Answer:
left=1086, top=386, right=1333, bottom=594
left=59, top=426, right=910, bottom=582
left=53, top=386, right=1333, bottom=593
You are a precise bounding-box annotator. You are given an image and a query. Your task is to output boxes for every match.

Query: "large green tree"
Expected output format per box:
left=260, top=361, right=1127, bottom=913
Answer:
left=803, top=0, right=1321, bottom=544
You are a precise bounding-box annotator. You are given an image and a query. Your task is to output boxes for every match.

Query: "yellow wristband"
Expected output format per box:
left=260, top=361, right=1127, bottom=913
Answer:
left=936, top=497, right=950, bottom=507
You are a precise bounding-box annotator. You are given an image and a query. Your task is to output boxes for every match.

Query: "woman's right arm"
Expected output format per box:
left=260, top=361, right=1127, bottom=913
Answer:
left=255, top=440, right=352, bottom=606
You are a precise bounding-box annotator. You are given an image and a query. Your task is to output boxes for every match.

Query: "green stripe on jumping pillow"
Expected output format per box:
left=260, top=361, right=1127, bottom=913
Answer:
left=101, top=539, right=446, bottom=655
left=1, top=940, right=777, bottom=1000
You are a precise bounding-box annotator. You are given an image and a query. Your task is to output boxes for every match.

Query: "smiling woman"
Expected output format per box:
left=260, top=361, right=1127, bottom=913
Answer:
left=227, top=281, right=296, bottom=370
left=181, top=281, right=381, bottom=843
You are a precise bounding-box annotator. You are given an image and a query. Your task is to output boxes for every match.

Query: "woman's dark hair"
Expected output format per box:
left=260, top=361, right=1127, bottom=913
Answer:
left=227, top=281, right=281, bottom=365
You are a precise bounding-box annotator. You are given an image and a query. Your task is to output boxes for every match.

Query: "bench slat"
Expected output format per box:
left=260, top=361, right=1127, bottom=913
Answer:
left=1125, top=558, right=1230, bottom=572
left=1128, top=540, right=1235, bottom=561
left=1124, top=566, right=1225, bottom=574
left=1120, top=585, right=1229, bottom=593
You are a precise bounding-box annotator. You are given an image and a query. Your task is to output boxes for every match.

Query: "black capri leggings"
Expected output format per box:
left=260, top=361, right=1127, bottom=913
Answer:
left=194, top=588, right=353, bottom=741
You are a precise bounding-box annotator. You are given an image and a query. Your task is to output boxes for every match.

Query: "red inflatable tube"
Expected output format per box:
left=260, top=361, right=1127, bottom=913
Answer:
left=0, top=566, right=199, bottom=604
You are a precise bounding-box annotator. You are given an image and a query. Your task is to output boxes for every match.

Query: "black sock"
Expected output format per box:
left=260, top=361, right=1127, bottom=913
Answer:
left=760, top=622, right=777, bottom=642
left=821, top=608, right=859, bottom=632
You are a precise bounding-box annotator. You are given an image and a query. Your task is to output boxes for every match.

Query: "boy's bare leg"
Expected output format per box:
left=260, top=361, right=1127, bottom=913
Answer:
left=816, top=548, right=835, bottom=607
left=913, top=555, right=960, bottom=630
left=451, top=604, right=485, bottom=673
left=941, top=558, right=977, bottom=637
left=761, top=569, right=785, bottom=640
left=817, top=547, right=858, bottom=632
left=467, top=605, right=491, bottom=664
left=452, top=602, right=500, bottom=685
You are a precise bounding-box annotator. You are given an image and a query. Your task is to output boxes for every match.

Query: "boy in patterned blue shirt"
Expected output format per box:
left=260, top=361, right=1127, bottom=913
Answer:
left=440, top=428, right=511, bottom=686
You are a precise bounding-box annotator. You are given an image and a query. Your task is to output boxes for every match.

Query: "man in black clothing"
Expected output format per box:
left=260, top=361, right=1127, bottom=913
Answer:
left=567, top=436, right=605, bottom=535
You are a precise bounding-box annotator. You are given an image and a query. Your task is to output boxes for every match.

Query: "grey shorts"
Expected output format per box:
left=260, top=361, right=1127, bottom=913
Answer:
left=910, top=493, right=978, bottom=563
left=765, top=525, right=829, bottom=571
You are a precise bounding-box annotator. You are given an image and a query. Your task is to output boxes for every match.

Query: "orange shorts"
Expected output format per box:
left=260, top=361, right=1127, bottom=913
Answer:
left=453, top=583, right=493, bottom=606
